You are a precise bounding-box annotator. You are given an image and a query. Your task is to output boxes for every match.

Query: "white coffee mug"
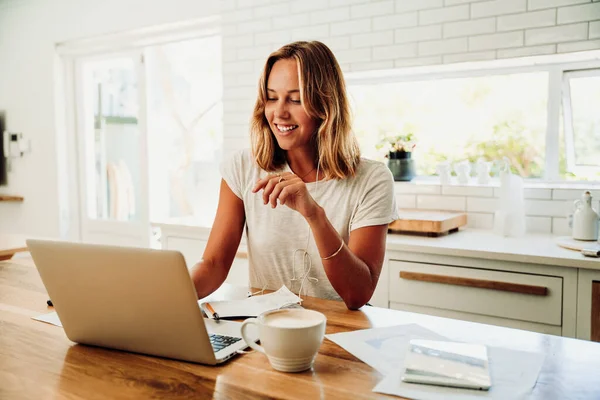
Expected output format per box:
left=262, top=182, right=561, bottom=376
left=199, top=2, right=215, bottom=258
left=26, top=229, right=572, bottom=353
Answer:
left=240, top=309, right=326, bottom=372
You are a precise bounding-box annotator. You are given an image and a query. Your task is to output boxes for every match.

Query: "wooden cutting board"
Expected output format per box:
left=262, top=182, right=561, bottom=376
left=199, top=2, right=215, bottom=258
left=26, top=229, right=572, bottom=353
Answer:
left=555, top=236, right=600, bottom=252
left=388, top=209, right=467, bottom=236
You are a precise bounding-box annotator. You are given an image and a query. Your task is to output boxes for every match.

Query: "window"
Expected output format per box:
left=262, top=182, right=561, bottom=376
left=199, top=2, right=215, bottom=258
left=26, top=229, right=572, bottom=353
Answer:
left=146, top=35, right=223, bottom=224
left=561, top=70, right=600, bottom=181
left=60, top=16, right=223, bottom=247
left=347, top=53, right=600, bottom=182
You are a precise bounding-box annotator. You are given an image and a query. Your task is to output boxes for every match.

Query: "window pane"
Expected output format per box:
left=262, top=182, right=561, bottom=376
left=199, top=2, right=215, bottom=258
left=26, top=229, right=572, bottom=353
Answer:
left=83, top=57, right=142, bottom=222
left=146, top=36, right=223, bottom=224
left=560, top=73, right=600, bottom=181
left=349, top=72, right=548, bottom=178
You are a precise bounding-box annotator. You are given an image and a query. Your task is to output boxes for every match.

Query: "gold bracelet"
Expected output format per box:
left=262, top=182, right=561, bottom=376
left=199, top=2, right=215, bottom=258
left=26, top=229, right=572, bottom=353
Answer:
left=321, top=240, right=344, bottom=260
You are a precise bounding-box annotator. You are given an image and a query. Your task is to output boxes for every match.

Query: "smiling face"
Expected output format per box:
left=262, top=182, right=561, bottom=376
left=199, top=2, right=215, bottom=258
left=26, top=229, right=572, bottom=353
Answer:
left=264, top=58, right=318, bottom=153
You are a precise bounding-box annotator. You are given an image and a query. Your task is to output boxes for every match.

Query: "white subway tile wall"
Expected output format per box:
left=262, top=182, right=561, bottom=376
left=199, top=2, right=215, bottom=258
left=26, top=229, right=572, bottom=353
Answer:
left=395, top=194, right=417, bottom=209
left=417, top=194, right=467, bottom=211
left=466, top=212, right=495, bottom=229
left=526, top=216, right=553, bottom=233
left=393, top=182, right=600, bottom=234
left=221, top=0, right=600, bottom=236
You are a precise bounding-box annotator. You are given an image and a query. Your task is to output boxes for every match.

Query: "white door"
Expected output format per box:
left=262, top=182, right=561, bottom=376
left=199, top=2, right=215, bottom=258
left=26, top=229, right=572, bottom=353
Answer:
left=74, top=52, right=150, bottom=247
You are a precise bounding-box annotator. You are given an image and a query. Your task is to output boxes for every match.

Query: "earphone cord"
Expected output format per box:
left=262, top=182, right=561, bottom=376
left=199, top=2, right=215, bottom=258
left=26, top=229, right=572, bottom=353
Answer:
left=290, top=161, right=320, bottom=300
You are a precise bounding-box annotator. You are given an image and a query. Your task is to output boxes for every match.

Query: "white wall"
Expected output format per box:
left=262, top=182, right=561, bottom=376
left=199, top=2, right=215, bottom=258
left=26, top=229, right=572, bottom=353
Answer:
left=0, top=0, right=599, bottom=237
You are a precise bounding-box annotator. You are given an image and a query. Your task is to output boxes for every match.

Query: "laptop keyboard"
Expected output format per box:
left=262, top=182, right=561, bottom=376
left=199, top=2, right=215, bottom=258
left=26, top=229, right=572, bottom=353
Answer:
left=209, top=333, right=241, bottom=353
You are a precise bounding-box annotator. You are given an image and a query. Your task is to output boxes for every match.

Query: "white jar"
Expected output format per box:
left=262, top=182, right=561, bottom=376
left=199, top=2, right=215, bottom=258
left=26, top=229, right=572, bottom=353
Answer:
left=572, top=191, right=600, bottom=241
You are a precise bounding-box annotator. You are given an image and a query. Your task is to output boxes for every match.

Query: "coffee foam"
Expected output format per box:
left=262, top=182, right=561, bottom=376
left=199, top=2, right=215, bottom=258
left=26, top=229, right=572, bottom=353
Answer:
left=263, top=310, right=324, bottom=328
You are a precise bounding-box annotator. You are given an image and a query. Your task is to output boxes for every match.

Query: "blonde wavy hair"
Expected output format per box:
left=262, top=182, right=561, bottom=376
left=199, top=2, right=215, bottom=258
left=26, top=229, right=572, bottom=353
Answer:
left=250, top=41, right=361, bottom=180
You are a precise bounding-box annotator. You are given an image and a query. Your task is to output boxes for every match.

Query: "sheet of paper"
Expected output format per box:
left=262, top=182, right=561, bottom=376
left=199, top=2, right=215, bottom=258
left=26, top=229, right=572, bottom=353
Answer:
left=374, top=346, right=544, bottom=400
left=326, top=324, right=544, bottom=399
left=326, top=324, right=447, bottom=375
left=204, top=285, right=302, bottom=319
left=32, top=311, right=62, bottom=327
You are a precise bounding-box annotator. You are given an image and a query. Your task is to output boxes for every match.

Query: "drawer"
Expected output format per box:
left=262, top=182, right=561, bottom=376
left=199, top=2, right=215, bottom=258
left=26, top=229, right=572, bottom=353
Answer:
left=389, top=260, right=563, bottom=326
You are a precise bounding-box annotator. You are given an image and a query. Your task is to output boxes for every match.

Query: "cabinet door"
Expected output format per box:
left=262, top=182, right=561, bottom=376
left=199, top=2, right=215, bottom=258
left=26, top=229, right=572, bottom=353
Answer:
left=577, top=269, right=600, bottom=341
left=164, top=236, right=207, bottom=269
left=164, top=235, right=249, bottom=286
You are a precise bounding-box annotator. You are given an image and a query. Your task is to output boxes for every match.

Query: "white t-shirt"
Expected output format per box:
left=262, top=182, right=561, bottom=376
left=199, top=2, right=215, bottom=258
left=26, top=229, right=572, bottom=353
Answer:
left=220, top=149, right=399, bottom=301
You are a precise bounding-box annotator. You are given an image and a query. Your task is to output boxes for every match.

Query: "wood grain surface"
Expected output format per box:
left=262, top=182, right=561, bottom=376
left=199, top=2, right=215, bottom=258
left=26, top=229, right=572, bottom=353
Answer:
left=388, top=209, right=466, bottom=235
left=399, top=271, right=549, bottom=296
left=2, top=258, right=600, bottom=399
left=0, top=195, right=24, bottom=202
left=0, top=233, right=28, bottom=258
left=592, top=281, right=600, bottom=343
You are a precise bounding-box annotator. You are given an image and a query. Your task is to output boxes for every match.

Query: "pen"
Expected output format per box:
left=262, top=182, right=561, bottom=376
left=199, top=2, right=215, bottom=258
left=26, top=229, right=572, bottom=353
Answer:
left=204, top=302, right=220, bottom=320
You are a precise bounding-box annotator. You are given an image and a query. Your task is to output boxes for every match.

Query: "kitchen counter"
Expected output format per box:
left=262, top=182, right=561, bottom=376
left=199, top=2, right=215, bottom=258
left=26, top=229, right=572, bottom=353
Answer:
left=154, top=219, right=600, bottom=339
left=152, top=219, right=600, bottom=270
left=386, top=229, right=600, bottom=270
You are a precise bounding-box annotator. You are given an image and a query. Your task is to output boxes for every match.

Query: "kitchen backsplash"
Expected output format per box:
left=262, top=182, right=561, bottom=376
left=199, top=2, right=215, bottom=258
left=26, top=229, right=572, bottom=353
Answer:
left=395, top=182, right=600, bottom=235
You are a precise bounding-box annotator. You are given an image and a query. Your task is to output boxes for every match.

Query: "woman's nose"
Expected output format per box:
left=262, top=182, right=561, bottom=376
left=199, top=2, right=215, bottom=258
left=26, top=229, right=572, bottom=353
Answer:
left=274, top=100, right=289, bottom=118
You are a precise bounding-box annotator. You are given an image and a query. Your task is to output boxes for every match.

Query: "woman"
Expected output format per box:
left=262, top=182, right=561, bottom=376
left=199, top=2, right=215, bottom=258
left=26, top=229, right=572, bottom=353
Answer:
left=191, top=41, right=397, bottom=310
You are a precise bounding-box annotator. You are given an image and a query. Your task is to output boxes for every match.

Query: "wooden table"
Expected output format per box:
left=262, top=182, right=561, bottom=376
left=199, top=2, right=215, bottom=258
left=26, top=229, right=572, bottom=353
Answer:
left=0, top=234, right=28, bottom=261
left=2, top=259, right=600, bottom=399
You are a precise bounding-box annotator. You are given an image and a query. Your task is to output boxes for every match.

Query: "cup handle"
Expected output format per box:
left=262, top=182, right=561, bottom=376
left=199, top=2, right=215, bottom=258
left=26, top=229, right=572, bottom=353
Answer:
left=240, top=318, right=265, bottom=354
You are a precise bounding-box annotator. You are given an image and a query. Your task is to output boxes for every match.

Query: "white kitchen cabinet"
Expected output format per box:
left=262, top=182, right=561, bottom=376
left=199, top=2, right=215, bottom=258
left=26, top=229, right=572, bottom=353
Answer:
left=383, top=251, right=578, bottom=337
left=164, top=236, right=207, bottom=269
left=155, top=223, right=249, bottom=287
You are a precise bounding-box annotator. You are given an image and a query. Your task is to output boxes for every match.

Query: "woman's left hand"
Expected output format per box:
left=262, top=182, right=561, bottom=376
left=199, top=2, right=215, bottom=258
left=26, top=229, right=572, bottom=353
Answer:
left=251, top=172, right=319, bottom=219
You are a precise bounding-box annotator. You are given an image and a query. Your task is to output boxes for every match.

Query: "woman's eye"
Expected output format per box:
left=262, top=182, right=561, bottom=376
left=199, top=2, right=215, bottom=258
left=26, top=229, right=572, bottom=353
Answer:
left=290, top=99, right=301, bottom=104
left=266, top=98, right=277, bottom=102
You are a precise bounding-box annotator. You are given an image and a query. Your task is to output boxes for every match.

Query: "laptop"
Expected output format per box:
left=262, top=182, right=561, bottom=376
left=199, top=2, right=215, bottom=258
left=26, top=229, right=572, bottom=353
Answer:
left=26, top=239, right=257, bottom=365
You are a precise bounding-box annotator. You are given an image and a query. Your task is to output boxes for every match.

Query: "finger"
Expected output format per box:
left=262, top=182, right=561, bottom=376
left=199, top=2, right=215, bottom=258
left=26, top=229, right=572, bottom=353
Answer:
left=252, top=172, right=292, bottom=193
left=251, top=175, right=273, bottom=193
left=262, top=175, right=283, bottom=204
left=269, top=178, right=296, bottom=208
left=279, top=181, right=302, bottom=206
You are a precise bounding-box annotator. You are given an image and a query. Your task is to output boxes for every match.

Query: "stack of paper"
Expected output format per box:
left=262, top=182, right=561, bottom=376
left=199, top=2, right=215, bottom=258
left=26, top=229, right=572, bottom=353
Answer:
left=325, top=324, right=544, bottom=399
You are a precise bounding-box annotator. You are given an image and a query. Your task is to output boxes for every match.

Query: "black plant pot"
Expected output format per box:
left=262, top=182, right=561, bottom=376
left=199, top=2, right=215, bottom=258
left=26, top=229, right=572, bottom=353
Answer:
left=387, top=151, right=415, bottom=181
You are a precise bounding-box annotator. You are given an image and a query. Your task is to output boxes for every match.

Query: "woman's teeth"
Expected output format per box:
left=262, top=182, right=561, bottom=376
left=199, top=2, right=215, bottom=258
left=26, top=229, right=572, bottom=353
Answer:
left=276, top=124, right=298, bottom=132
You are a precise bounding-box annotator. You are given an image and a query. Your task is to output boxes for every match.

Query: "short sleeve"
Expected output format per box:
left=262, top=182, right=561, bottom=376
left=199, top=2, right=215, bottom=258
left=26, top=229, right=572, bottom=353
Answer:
left=350, top=162, right=399, bottom=231
left=219, top=149, right=253, bottom=200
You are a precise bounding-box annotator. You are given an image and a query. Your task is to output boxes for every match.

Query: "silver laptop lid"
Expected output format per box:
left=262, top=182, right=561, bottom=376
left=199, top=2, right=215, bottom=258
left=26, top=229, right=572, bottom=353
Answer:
left=27, top=239, right=218, bottom=365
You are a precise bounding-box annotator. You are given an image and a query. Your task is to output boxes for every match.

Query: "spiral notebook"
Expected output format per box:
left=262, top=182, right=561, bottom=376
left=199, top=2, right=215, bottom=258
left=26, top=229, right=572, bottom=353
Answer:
left=200, top=285, right=302, bottom=319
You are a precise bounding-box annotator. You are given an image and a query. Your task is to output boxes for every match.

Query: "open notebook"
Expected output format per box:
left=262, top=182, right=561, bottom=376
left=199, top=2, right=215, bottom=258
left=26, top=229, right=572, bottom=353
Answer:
left=200, top=286, right=302, bottom=319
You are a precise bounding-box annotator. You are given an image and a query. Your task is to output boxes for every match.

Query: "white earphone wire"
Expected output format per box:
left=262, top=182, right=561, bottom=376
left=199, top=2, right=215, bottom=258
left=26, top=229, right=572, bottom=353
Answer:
left=290, top=160, right=320, bottom=300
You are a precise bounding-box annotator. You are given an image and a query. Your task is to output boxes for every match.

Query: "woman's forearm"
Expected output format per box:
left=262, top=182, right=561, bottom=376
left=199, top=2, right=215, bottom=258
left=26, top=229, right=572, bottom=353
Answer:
left=190, top=258, right=228, bottom=299
left=305, top=206, right=377, bottom=309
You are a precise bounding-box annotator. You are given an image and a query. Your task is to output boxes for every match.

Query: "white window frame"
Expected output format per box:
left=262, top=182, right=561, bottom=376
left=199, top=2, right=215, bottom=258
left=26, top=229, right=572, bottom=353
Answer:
left=55, top=16, right=221, bottom=241
left=562, top=68, right=600, bottom=176
left=345, top=52, right=600, bottom=184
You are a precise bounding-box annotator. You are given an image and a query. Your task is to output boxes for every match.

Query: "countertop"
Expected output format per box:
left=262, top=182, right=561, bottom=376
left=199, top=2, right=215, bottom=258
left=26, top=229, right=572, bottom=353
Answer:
left=152, top=219, right=600, bottom=270
left=386, top=229, right=600, bottom=270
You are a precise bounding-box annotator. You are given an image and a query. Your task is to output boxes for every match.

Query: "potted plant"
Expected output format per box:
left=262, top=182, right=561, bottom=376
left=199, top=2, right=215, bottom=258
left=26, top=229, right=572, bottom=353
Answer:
left=377, top=132, right=416, bottom=181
